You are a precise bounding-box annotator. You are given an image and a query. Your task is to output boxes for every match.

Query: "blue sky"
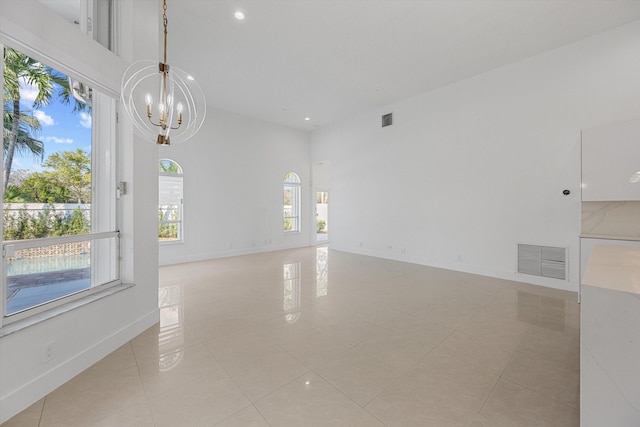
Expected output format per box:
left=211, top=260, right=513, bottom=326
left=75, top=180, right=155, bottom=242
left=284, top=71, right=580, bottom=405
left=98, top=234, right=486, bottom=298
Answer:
left=14, top=76, right=91, bottom=172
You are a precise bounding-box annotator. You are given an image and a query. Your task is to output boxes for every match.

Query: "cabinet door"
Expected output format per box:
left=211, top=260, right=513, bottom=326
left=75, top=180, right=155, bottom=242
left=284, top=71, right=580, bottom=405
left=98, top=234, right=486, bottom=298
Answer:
left=582, top=120, right=640, bottom=201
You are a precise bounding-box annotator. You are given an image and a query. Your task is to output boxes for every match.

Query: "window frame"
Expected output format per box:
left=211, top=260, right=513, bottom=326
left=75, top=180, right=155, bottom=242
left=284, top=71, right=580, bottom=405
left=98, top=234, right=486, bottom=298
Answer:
left=37, top=0, right=115, bottom=52
left=283, top=172, right=301, bottom=233
left=0, top=43, right=120, bottom=326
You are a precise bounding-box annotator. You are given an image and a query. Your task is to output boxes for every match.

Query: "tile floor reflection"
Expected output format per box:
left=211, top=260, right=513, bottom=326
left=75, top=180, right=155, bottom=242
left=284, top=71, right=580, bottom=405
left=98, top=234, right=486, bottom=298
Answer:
left=2, top=247, right=580, bottom=426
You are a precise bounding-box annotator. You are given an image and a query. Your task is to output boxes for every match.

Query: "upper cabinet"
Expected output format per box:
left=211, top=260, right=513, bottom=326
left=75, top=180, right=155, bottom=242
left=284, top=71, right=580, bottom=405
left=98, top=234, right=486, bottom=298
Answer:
left=582, top=120, right=640, bottom=201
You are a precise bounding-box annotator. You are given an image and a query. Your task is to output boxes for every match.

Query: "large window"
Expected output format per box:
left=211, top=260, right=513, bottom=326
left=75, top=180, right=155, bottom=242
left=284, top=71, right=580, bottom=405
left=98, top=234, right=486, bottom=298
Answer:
left=38, top=0, right=114, bottom=51
left=1, top=45, right=118, bottom=324
left=283, top=172, right=300, bottom=233
left=158, top=159, right=183, bottom=243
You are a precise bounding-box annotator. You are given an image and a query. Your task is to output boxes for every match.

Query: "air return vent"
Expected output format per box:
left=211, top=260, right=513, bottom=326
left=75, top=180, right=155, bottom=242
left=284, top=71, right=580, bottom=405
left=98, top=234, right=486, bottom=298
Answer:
left=517, top=244, right=566, bottom=280
left=381, top=113, right=393, bottom=127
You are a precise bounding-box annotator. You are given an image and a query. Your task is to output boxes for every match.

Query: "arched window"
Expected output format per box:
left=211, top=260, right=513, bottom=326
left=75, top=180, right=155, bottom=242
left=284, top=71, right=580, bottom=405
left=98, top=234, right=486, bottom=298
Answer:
left=159, top=159, right=183, bottom=243
left=283, top=172, right=300, bottom=233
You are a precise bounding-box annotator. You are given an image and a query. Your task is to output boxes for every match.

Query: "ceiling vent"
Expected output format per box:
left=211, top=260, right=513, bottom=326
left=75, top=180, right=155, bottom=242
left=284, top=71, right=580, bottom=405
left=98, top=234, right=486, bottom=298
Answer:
left=381, top=113, right=393, bottom=127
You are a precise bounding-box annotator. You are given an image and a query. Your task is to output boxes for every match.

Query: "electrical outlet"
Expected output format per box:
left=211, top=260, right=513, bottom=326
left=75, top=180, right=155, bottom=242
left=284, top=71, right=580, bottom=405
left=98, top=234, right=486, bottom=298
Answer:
left=43, top=342, right=55, bottom=363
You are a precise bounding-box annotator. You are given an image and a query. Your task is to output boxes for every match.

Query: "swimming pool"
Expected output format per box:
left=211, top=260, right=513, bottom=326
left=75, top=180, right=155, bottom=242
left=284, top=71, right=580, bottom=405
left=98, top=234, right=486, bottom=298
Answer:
left=7, top=253, right=90, bottom=276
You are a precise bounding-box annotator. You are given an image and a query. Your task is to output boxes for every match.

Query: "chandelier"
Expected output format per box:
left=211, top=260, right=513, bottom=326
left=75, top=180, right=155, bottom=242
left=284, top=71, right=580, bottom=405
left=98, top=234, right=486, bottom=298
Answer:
left=121, top=0, right=206, bottom=145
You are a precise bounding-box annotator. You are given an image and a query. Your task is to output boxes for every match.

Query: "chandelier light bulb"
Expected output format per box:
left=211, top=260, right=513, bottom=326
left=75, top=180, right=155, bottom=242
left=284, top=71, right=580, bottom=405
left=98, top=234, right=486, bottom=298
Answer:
left=176, top=102, right=183, bottom=125
left=145, top=93, right=153, bottom=117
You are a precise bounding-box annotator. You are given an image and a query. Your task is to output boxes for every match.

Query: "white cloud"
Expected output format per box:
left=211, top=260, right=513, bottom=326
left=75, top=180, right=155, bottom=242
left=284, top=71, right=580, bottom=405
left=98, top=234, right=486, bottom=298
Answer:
left=19, top=78, right=39, bottom=106
left=79, top=112, right=92, bottom=128
left=43, top=136, right=74, bottom=144
left=12, top=159, right=23, bottom=168
left=34, top=110, right=55, bottom=126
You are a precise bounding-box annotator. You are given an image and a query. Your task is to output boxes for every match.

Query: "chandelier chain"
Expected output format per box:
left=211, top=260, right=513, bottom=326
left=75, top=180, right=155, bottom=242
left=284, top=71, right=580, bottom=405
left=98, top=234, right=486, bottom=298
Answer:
left=162, top=0, right=168, bottom=65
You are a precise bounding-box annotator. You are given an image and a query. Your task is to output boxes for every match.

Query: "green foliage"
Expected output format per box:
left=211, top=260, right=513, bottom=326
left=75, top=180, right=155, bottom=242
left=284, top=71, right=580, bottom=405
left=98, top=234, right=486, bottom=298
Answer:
left=159, top=159, right=181, bottom=174
left=3, top=185, right=26, bottom=202
left=316, top=219, right=326, bottom=233
left=6, top=149, right=90, bottom=203
left=283, top=189, right=293, bottom=206
left=284, top=172, right=299, bottom=183
left=66, top=208, right=90, bottom=235
left=158, top=207, right=179, bottom=240
left=3, top=105, right=45, bottom=161
left=20, top=172, right=68, bottom=203
left=30, top=209, right=50, bottom=238
left=284, top=218, right=292, bottom=231
left=158, top=223, right=178, bottom=239
left=43, top=149, right=91, bottom=203
left=3, top=208, right=30, bottom=240
left=3, top=206, right=89, bottom=240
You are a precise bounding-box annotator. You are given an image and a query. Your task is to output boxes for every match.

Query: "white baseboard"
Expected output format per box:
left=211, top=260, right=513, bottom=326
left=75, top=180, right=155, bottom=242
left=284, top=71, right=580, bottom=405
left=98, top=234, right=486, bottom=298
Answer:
left=159, top=242, right=312, bottom=266
left=330, top=245, right=579, bottom=294
left=0, top=309, right=159, bottom=424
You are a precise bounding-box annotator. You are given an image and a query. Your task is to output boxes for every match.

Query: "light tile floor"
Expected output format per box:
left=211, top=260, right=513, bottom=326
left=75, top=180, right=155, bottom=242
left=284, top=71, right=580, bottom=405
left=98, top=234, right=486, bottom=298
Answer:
left=2, top=247, right=580, bottom=426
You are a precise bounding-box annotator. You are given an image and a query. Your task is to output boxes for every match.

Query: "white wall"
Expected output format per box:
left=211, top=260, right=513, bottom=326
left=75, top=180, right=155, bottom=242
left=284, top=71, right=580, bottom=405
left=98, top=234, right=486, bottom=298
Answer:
left=0, top=1, right=160, bottom=422
left=311, top=20, right=640, bottom=292
left=159, top=108, right=312, bottom=265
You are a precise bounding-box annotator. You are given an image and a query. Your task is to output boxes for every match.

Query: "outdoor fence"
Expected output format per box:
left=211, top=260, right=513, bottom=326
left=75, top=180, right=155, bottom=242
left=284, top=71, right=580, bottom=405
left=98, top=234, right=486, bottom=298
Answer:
left=3, top=204, right=91, bottom=258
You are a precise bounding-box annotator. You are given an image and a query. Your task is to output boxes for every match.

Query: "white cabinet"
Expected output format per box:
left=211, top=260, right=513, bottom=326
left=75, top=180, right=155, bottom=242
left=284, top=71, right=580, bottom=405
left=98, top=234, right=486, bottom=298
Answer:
left=581, top=246, right=640, bottom=426
left=582, top=120, right=640, bottom=201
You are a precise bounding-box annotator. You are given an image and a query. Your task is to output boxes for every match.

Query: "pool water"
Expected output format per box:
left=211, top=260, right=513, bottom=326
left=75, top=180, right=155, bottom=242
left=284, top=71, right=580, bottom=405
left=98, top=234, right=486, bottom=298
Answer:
left=7, top=253, right=90, bottom=276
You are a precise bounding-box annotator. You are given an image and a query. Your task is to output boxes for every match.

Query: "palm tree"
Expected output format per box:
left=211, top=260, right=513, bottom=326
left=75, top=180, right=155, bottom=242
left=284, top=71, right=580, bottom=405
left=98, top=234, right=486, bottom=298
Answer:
left=3, top=47, right=69, bottom=193
left=3, top=106, right=45, bottom=164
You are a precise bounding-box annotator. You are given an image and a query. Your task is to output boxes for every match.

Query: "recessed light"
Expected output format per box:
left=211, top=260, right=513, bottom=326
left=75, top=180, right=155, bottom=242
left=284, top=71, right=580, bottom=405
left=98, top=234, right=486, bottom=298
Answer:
left=234, top=11, right=245, bottom=20
left=304, top=117, right=311, bottom=121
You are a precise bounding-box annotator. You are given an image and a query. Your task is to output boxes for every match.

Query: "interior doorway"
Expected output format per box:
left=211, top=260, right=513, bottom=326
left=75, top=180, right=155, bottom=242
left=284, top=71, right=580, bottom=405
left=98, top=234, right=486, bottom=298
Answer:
left=316, top=190, right=329, bottom=242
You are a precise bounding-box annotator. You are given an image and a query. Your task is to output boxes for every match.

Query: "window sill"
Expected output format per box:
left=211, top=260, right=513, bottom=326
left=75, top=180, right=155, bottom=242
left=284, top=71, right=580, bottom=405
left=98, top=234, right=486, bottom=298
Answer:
left=0, top=283, right=135, bottom=338
left=159, top=240, right=183, bottom=246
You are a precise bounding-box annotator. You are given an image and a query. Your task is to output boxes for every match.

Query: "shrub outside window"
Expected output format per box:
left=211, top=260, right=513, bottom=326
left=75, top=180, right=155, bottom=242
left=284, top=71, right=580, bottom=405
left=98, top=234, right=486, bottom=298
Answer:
left=159, top=159, right=183, bottom=243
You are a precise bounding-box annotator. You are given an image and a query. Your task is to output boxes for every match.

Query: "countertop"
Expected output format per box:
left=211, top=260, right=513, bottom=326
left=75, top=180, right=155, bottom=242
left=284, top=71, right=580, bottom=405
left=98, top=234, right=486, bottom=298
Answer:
left=582, top=245, right=640, bottom=294
left=580, top=233, right=640, bottom=242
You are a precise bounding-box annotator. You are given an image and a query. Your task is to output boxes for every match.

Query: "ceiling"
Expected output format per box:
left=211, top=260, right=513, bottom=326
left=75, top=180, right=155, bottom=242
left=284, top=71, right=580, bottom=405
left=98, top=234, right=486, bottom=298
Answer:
left=42, top=0, right=640, bottom=131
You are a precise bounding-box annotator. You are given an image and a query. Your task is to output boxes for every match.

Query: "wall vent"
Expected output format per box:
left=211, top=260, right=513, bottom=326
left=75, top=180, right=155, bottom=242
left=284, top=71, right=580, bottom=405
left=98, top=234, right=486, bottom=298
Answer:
left=517, top=244, right=566, bottom=280
left=381, top=113, right=393, bottom=127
